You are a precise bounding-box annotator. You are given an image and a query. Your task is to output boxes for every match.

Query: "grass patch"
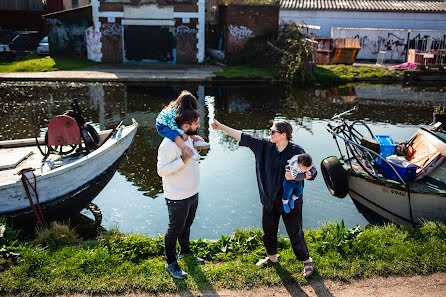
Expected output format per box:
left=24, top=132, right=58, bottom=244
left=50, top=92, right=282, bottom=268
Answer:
left=0, top=221, right=445, bottom=295
left=215, top=64, right=400, bottom=83
left=0, top=54, right=97, bottom=72
left=314, top=65, right=399, bottom=83
left=214, top=65, right=278, bottom=79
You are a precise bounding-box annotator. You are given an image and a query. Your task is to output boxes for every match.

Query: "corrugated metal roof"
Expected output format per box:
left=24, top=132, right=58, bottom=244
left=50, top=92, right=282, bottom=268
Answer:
left=280, top=0, right=446, bottom=12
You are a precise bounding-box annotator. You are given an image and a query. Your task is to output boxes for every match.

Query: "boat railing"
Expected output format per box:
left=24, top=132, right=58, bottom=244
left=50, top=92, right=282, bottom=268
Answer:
left=326, top=125, right=408, bottom=187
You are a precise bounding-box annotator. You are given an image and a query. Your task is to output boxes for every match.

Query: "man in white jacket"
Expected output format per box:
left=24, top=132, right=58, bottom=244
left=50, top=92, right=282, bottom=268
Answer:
left=157, top=108, right=204, bottom=279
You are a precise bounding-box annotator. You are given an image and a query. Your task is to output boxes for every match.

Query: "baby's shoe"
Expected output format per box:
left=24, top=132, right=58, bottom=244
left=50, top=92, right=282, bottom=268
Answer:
left=289, top=197, right=295, bottom=210
left=193, top=140, right=210, bottom=150
left=191, top=149, right=201, bottom=161
left=282, top=200, right=290, bottom=213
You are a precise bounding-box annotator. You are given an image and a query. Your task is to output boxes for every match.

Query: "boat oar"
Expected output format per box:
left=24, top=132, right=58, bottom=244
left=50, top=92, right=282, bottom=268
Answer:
left=99, top=121, right=123, bottom=147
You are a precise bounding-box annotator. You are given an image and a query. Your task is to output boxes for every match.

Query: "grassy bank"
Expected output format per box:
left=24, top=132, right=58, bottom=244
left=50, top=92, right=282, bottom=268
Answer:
left=214, top=64, right=400, bottom=83
left=1, top=220, right=445, bottom=296
left=214, top=65, right=278, bottom=79
left=0, top=54, right=97, bottom=72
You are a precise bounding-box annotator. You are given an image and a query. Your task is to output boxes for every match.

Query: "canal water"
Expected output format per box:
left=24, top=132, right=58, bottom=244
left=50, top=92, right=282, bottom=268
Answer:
left=1, top=82, right=445, bottom=239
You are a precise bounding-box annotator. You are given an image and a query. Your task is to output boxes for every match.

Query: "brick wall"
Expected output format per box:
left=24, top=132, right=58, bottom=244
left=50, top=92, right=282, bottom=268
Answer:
left=220, top=4, right=279, bottom=53
left=100, top=22, right=123, bottom=63
left=175, top=18, right=198, bottom=63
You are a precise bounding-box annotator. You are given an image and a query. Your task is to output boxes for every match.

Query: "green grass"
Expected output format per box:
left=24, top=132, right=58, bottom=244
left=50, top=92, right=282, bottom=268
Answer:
left=214, top=65, right=278, bottom=79
left=1, top=221, right=445, bottom=295
left=215, top=64, right=400, bottom=83
left=0, top=54, right=97, bottom=72
left=314, top=65, right=399, bottom=83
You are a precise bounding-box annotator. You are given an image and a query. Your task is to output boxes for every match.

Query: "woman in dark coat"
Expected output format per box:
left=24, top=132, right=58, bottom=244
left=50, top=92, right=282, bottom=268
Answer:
left=211, top=118, right=316, bottom=278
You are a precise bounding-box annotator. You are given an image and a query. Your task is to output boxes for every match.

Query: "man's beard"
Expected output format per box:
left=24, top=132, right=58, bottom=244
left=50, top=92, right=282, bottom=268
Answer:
left=185, top=128, right=198, bottom=135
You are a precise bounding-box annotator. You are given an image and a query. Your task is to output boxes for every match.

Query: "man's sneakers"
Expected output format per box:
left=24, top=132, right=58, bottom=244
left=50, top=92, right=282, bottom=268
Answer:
left=178, top=253, right=205, bottom=265
left=193, top=140, right=210, bottom=150
left=165, top=261, right=187, bottom=279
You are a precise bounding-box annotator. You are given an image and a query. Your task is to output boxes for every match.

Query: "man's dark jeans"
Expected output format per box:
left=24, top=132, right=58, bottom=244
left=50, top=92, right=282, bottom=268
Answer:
left=165, top=193, right=198, bottom=265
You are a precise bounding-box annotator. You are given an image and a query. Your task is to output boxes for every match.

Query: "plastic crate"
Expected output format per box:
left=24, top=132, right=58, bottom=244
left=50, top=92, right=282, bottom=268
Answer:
left=381, top=160, right=418, bottom=183
left=373, top=135, right=397, bottom=165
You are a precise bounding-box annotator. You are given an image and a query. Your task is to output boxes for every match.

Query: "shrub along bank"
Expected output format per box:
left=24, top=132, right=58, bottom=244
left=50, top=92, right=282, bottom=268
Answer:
left=0, top=220, right=445, bottom=295
left=217, top=23, right=401, bottom=84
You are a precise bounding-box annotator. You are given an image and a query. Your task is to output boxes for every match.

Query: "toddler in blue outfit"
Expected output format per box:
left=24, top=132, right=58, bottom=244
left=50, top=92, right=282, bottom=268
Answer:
left=156, top=90, right=208, bottom=161
left=282, top=153, right=316, bottom=213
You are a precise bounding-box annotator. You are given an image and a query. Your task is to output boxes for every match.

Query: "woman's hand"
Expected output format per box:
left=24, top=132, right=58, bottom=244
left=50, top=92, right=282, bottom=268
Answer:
left=182, top=134, right=189, bottom=141
left=211, top=118, right=242, bottom=142
left=285, top=169, right=294, bottom=180
left=211, top=119, right=222, bottom=130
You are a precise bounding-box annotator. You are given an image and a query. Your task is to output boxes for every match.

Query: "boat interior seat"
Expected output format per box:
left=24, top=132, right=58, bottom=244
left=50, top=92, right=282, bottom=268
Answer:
left=406, top=133, right=444, bottom=180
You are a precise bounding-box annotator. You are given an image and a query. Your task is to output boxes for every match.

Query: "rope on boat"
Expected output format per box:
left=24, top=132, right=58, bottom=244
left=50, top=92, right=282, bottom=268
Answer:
left=19, top=168, right=46, bottom=227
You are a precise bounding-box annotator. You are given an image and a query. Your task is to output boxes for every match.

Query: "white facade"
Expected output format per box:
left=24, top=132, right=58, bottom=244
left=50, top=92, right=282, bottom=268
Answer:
left=280, top=10, right=446, bottom=37
left=90, top=0, right=205, bottom=63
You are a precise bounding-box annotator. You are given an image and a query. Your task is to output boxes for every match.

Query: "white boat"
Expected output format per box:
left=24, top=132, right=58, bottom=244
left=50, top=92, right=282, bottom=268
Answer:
left=0, top=119, right=138, bottom=225
left=321, top=108, right=446, bottom=226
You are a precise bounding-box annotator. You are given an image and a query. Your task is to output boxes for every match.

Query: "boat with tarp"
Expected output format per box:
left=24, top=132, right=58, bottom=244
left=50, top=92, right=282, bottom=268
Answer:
left=321, top=107, right=446, bottom=226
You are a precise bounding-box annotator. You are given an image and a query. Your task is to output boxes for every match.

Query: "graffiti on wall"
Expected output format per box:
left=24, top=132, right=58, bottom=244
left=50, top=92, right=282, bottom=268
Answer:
left=101, top=23, right=122, bottom=36
left=175, top=25, right=197, bottom=35
left=409, top=34, right=446, bottom=51
left=355, top=33, right=406, bottom=61
left=86, top=26, right=102, bottom=62
left=228, top=25, right=254, bottom=40
left=47, top=21, right=89, bottom=56
left=175, top=25, right=197, bottom=63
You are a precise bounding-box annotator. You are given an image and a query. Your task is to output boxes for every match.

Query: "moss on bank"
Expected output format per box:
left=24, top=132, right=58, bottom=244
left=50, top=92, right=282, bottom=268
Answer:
left=1, top=220, right=445, bottom=296
left=0, top=54, right=97, bottom=72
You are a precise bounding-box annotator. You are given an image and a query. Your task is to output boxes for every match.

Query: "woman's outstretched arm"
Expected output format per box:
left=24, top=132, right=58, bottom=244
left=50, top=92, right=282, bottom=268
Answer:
left=211, top=119, right=242, bottom=142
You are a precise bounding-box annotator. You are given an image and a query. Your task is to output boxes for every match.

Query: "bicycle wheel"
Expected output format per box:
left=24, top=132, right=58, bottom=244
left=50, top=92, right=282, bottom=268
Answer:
left=348, top=121, right=379, bottom=178
left=349, top=120, right=374, bottom=144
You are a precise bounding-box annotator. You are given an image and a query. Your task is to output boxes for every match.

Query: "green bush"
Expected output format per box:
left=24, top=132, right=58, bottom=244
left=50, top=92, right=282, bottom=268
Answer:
left=100, top=231, right=164, bottom=262
left=228, top=23, right=315, bottom=84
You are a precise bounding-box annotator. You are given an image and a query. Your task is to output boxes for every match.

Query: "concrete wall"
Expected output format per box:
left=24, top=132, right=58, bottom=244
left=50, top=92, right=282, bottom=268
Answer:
left=280, top=10, right=446, bottom=37
left=47, top=18, right=90, bottom=57
left=332, top=27, right=446, bottom=61
left=220, top=4, right=279, bottom=53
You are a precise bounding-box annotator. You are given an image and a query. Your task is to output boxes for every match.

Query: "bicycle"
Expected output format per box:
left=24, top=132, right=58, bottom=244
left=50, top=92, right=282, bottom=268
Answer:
left=326, top=106, right=379, bottom=178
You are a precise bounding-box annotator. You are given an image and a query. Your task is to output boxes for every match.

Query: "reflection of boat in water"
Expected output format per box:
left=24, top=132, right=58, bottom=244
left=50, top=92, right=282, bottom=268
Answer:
left=0, top=120, right=138, bottom=225
left=321, top=107, right=446, bottom=226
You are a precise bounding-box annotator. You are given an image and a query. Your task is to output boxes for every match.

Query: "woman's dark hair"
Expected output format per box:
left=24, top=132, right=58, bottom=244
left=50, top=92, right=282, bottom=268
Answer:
left=273, top=120, right=293, bottom=141
left=298, top=154, right=312, bottom=167
left=176, top=108, right=200, bottom=127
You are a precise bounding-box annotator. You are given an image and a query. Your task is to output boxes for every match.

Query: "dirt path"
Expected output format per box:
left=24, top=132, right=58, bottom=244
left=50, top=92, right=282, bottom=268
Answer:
left=66, top=272, right=446, bottom=297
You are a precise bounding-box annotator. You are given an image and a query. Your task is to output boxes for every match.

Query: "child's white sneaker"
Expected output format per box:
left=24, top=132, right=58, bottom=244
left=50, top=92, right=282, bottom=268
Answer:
left=193, top=140, right=210, bottom=150
left=191, top=150, right=201, bottom=161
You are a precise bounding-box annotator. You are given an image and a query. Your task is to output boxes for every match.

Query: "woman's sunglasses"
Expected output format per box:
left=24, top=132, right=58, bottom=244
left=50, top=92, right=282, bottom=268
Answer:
left=269, top=129, right=281, bottom=135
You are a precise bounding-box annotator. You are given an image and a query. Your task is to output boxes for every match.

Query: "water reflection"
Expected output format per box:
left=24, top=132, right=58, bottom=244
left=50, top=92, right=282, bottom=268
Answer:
left=1, top=82, right=445, bottom=238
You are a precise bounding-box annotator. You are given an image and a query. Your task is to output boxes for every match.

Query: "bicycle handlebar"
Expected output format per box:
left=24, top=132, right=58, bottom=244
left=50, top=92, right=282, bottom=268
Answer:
left=331, top=106, right=358, bottom=120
